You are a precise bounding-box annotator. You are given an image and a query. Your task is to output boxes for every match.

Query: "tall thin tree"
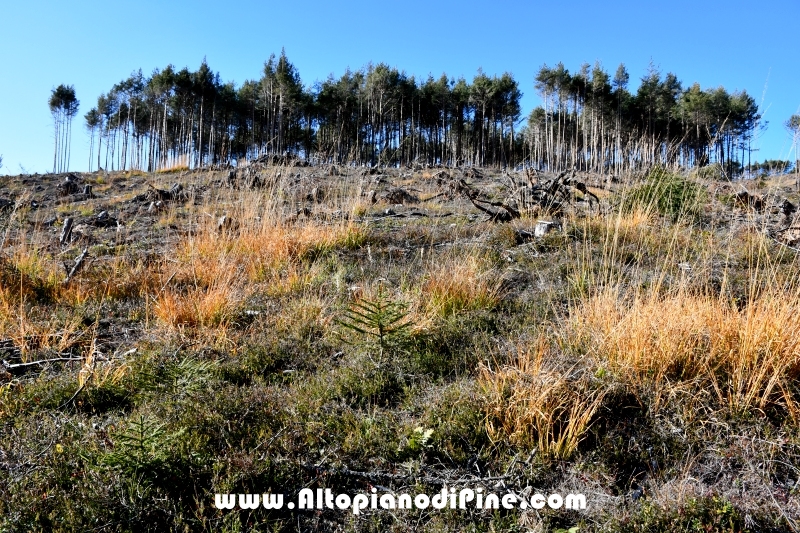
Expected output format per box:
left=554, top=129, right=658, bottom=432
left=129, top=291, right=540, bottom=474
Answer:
left=49, top=85, right=79, bottom=172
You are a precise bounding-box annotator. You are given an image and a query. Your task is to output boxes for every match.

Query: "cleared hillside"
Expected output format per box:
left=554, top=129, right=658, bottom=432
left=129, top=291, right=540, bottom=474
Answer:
left=1, top=163, right=800, bottom=532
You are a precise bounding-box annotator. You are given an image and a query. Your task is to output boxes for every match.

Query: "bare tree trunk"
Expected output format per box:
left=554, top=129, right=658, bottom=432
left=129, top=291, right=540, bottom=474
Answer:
left=198, top=95, right=204, bottom=168
left=53, top=109, right=61, bottom=172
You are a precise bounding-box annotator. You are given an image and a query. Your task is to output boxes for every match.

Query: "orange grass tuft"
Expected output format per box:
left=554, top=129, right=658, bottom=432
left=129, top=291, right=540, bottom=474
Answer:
left=422, top=254, right=502, bottom=317
left=480, top=340, right=606, bottom=458
left=154, top=210, right=367, bottom=329
left=570, top=288, right=800, bottom=419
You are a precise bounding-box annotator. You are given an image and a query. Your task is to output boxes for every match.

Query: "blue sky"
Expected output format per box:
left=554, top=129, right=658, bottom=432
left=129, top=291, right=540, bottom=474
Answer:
left=1, top=0, right=798, bottom=175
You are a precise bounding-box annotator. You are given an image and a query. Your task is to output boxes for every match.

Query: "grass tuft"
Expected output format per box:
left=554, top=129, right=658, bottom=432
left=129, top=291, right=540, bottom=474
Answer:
left=422, top=254, right=502, bottom=316
left=569, top=287, right=800, bottom=420
left=480, top=340, right=606, bottom=459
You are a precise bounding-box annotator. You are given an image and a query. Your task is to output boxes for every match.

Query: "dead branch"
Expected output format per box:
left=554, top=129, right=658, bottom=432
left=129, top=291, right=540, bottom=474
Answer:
left=467, top=195, right=520, bottom=222
left=64, top=247, right=89, bottom=285
left=734, top=190, right=765, bottom=212
left=146, top=182, right=185, bottom=202
left=2, top=357, right=84, bottom=370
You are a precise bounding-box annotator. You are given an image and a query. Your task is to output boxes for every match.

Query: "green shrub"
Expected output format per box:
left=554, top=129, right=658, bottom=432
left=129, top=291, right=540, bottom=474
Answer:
left=330, top=359, right=405, bottom=407
left=101, top=415, right=185, bottom=481
left=622, top=166, right=707, bottom=220
left=691, top=162, right=725, bottom=181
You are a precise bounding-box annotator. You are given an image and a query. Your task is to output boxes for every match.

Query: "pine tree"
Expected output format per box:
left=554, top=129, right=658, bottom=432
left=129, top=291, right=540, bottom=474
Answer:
left=49, top=85, right=79, bottom=173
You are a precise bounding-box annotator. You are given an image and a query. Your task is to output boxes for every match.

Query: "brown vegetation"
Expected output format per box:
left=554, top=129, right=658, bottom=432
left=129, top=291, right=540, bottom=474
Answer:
left=1, top=164, right=800, bottom=531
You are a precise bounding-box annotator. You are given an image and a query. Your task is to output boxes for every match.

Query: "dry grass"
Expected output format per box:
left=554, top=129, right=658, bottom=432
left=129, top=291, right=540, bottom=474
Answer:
left=481, top=204, right=800, bottom=462
left=155, top=155, right=190, bottom=174
left=560, top=201, right=800, bottom=419
left=152, top=185, right=367, bottom=330
left=0, top=305, right=85, bottom=361
left=422, top=252, right=502, bottom=317
left=0, top=254, right=51, bottom=305
left=480, top=340, right=606, bottom=458
left=154, top=272, right=246, bottom=329
left=5, top=165, right=800, bottom=531
left=570, top=287, right=800, bottom=419
left=1, top=171, right=369, bottom=342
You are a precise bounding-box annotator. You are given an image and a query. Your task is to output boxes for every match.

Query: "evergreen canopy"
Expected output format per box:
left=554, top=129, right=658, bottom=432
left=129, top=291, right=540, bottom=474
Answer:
left=82, top=52, right=766, bottom=176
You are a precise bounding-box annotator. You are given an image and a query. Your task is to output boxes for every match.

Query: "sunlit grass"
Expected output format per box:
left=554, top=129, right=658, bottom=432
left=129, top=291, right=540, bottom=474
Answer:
left=422, top=253, right=502, bottom=317
left=480, top=340, right=606, bottom=459
left=570, top=286, right=800, bottom=419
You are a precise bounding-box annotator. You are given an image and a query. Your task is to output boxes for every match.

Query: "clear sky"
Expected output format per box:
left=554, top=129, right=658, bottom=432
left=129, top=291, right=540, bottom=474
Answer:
left=1, top=0, right=798, bottom=175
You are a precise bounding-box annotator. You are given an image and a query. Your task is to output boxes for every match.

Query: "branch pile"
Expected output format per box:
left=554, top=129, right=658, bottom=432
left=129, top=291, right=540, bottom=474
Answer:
left=457, top=169, right=600, bottom=222
left=146, top=182, right=186, bottom=202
